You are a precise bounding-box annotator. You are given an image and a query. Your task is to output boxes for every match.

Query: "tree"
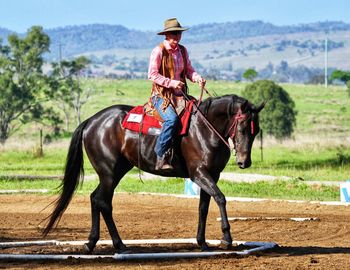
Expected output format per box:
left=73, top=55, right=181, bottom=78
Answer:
left=331, top=70, right=350, bottom=96
left=330, top=69, right=350, bottom=84
left=242, top=80, right=297, bottom=139
left=243, top=68, right=258, bottom=82
left=49, top=56, right=92, bottom=127
left=0, top=26, right=56, bottom=144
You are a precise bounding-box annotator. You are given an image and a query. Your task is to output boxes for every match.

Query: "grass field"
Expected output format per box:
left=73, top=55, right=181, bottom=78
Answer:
left=0, top=79, right=349, bottom=201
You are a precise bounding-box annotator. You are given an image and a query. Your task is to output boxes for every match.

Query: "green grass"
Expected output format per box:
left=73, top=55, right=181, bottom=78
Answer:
left=0, top=149, right=67, bottom=176
left=119, top=178, right=339, bottom=201
left=1, top=79, right=350, bottom=201
left=0, top=177, right=339, bottom=202
left=224, top=144, right=350, bottom=181
left=282, top=84, right=350, bottom=134
left=1, top=143, right=349, bottom=181
left=218, top=179, right=339, bottom=201
left=0, top=147, right=97, bottom=176
left=10, top=79, right=350, bottom=140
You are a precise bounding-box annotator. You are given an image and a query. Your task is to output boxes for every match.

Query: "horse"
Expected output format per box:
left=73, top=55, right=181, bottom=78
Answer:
left=43, top=93, right=265, bottom=253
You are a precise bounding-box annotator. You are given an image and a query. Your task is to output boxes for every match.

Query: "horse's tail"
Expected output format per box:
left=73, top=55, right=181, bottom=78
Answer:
left=43, top=119, right=89, bottom=236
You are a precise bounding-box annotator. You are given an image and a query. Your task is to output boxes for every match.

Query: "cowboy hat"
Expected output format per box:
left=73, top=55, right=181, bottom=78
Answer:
left=157, top=18, right=188, bottom=35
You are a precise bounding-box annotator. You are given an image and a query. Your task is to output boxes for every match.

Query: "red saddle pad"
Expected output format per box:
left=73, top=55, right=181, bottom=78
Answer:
left=122, top=101, right=194, bottom=135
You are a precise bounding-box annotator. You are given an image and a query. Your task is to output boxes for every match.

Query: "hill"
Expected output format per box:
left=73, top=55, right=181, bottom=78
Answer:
left=39, top=20, right=350, bottom=59
left=1, top=20, right=350, bottom=82
left=0, top=27, right=14, bottom=42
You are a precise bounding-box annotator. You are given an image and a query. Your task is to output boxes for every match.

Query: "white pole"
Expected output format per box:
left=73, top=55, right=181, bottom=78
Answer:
left=0, top=240, right=57, bottom=248
left=0, top=254, right=114, bottom=261
left=0, top=242, right=277, bottom=261
left=0, top=238, right=277, bottom=261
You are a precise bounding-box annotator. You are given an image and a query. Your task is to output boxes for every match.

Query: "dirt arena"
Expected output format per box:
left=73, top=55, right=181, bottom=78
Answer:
left=1, top=193, right=350, bottom=269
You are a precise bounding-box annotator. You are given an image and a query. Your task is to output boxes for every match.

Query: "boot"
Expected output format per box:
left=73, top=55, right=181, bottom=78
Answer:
left=155, top=155, right=173, bottom=170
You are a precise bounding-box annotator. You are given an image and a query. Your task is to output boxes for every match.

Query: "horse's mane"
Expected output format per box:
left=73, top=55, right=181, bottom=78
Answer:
left=199, top=94, right=248, bottom=116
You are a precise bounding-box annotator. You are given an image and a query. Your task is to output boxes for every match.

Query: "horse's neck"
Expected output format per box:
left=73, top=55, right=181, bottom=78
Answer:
left=199, top=99, right=232, bottom=138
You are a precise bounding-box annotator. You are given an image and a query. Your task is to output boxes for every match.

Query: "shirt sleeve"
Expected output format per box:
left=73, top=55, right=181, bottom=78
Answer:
left=183, top=47, right=202, bottom=83
left=148, top=46, right=178, bottom=89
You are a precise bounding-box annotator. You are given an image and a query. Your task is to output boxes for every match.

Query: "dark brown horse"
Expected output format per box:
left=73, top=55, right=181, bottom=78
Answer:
left=43, top=94, right=264, bottom=253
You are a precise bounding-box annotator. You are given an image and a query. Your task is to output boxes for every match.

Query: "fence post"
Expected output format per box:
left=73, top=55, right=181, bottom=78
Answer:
left=39, top=129, right=43, bottom=156
left=260, top=129, right=263, bottom=162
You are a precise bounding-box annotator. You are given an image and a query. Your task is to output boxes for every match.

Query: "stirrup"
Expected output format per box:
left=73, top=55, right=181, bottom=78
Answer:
left=155, top=154, right=173, bottom=170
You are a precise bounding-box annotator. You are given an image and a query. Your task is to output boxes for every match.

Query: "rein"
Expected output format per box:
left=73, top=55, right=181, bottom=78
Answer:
left=181, top=89, right=231, bottom=148
left=197, top=86, right=217, bottom=107
left=181, top=88, right=253, bottom=150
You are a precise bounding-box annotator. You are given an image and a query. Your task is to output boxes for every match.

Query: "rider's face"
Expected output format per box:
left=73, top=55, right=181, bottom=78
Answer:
left=165, top=31, right=182, bottom=48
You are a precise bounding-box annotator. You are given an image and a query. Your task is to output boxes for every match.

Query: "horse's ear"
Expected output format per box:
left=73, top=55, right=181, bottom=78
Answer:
left=240, top=100, right=249, bottom=112
left=254, top=100, right=267, bottom=113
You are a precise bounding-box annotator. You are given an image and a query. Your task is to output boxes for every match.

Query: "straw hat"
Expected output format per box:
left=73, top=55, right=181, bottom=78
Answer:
left=157, top=18, right=188, bottom=35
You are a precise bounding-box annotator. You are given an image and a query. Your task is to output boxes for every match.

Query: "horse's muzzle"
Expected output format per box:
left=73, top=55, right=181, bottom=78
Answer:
left=237, top=159, right=251, bottom=169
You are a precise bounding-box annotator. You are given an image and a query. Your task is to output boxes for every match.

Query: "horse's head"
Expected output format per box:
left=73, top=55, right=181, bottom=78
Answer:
left=228, top=99, right=265, bottom=169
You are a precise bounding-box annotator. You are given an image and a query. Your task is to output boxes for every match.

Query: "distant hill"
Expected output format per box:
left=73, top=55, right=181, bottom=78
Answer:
left=0, top=27, right=14, bottom=42
left=45, top=24, right=162, bottom=59
left=2, top=20, right=349, bottom=58
left=184, top=20, right=350, bottom=43
left=1, top=20, right=350, bottom=82
left=47, top=20, right=350, bottom=56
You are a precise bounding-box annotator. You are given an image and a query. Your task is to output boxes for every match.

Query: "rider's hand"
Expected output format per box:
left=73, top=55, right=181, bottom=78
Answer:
left=173, top=80, right=185, bottom=90
left=198, top=77, right=206, bottom=88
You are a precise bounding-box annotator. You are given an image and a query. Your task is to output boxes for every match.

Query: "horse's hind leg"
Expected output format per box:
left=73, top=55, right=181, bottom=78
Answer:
left=98, top=176, right=127, bottom=252
left=85, top=161, right=133, bottom=253
left=84, top=185, right=101, bottom=253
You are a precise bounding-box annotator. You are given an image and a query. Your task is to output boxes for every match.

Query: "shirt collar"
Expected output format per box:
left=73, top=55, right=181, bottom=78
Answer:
left=163, top=40, right=179, bottom=52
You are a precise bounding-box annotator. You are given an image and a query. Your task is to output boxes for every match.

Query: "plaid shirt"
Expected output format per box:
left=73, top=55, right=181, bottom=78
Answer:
left=148, top=40, right=201, bottom=96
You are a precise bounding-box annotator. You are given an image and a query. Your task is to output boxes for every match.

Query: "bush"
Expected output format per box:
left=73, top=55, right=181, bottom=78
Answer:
left=242, top=80, right=297, bottom=139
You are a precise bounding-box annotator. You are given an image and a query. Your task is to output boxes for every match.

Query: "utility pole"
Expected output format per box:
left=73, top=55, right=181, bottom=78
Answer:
left=324, top=36, right=328, bottom=88
left=59, top=43, right=63, bottom=63
left=260, top=129, right=263, bottom=162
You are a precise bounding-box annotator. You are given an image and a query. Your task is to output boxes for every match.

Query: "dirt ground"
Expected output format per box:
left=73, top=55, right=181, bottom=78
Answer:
left=1, top=193, right=350, bottom=269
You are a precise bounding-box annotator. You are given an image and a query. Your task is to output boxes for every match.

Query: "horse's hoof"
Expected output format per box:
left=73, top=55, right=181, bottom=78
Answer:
left=114, top=242, right=131, bottom=254
left=219, top=240, right=233, bottom=250
left=200, top=242, right=209, bottom=251
left=83, top=243, right=93, bottom=254
left=200, top=243, right=216, bottom=252
left=116, top=246, right=131, bottom=254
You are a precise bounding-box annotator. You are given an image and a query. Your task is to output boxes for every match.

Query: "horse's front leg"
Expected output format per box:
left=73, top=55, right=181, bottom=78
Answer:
left=193, top=173, right=232, bottom=249
left=197, top=188, right=211, bottom=251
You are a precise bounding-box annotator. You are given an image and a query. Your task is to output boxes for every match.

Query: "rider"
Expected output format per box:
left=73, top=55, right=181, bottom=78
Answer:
left=148, top=18, right=206, bottom=170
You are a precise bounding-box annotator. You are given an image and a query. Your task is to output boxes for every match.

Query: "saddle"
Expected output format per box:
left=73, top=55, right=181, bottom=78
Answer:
left=122, top=100, right=194, bottom=136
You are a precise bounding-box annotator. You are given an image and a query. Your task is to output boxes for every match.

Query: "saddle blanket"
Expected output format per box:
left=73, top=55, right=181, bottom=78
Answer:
left=122, top=101, right=194, bottom=136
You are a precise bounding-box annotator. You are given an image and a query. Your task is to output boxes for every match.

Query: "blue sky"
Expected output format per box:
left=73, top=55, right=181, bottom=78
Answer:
left=1, top=0, right=349, bottom=32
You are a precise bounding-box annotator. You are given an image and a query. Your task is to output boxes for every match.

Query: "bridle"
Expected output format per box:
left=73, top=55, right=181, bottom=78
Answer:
left=226, top=111, right=255, bottom=141
left=181, top=88, right=255, bottom=150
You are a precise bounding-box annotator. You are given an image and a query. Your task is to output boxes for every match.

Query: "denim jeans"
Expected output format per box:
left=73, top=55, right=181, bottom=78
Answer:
left=152, top=96, right=179, bottom=157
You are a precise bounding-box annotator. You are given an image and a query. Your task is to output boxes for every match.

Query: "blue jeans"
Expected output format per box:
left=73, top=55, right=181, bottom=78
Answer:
left=152, top=96, right=179, bottom=157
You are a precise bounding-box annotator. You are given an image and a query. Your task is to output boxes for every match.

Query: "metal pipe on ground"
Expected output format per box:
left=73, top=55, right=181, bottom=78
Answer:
left=0, top=238, right=278, bottom=261
left=217, top=217, right=319, bottom=222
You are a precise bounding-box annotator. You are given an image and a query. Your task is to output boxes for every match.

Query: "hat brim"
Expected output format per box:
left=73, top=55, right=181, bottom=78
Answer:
left=157, top=27, right=188, bottom=35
